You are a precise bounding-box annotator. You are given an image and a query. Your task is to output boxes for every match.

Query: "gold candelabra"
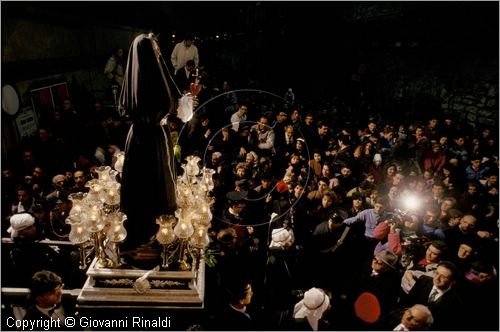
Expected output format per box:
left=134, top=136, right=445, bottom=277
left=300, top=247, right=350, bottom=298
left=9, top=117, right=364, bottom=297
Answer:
left=155, top=156, right=214, bottom=271
left=66, top=164, right=127, bottom=269
left=66, top=155, right=214, bottom=272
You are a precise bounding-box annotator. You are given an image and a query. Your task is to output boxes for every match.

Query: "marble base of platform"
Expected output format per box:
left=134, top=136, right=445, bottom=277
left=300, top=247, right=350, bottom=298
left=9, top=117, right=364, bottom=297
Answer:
left=76, top=258, right=205, bottom=309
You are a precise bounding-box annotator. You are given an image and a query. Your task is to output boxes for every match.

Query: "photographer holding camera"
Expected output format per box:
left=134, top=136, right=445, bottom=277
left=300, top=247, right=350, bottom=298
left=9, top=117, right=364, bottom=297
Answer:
left=343, top=197, right=389, bottom=264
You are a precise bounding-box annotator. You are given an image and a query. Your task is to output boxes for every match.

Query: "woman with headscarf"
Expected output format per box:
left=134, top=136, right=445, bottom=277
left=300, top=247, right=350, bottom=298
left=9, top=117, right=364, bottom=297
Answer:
left=119, top=33, right=178, bottom=251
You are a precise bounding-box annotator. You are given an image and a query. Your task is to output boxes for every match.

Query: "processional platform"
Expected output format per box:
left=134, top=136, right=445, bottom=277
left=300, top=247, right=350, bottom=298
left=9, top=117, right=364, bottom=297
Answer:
left=77, top=258, right=205, bottom=310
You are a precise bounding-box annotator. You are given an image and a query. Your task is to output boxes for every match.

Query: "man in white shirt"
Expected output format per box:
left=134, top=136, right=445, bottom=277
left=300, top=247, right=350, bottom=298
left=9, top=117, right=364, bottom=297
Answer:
left=170, top=34, right=199, bottom=74
left=230, top=105, right=248, bottom=132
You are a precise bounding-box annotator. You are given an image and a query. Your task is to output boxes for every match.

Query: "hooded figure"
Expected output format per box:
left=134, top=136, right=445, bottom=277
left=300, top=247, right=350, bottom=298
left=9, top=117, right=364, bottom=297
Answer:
left=119, top=33, right=178, bottom=250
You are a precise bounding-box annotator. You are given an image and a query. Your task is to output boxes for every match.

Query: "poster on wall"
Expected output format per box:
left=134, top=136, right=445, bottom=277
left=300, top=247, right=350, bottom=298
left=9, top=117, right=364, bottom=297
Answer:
left=15, top=106, right=39, bottom=139
left=30, top=82, right=69, bottom=125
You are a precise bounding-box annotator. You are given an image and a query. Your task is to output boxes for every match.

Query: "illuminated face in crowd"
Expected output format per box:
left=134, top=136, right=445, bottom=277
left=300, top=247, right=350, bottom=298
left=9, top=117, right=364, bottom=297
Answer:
left=239, top=105, right=248, bottom=116
left=459, top=215, right=476, bottom=233
left=260, top=178, right=271, bottom=190
left=424, top=211, right=438, bottom=225
left=321, top=164, right=331, bottom=178
left=428, top=119, right=438, bottom=129
left=258, top=117, right=268, bottom=131
left=388, top=186, right=399, bottom=200
left=318, top=125, right=328, bottom=137
left=431, top=184, right=444, bottom=198
left=371, top=255, right=390, bottom=273
left=294, top=184, right=304, bottom=198
left=448, top=216, right=461, bottom=227
left=365, top=175, right=375, bottom=184
left=433, top=266, right=455, bottom=290
left=318, top=180, right=329, bottom=192
left=457, top=243, right=474, bottom=260
left=425, top=245, right=442, bottom=263
left=295, top=140, right=304, bottom=151
left=386, top=165, right=396, bottom=177
left=455, top=137, right=465, bottom=147
left=245, top=154, right=256, bottom=166
left=440, top=199, right=454, bottom=212
left=373, top=203, right=385, bottom=216
left=33, top=167, right=43, bottom=179
left=17, top=189, right=30, bottom=205
left=236, top=167, right=246, bottom=179
left=341, top=167, right=352, bottom=178
left=352, top=197, right=363, bottom=209
left=393, top=174, right=405, bottom=185
left=290, top=155, right=300, bottom=165
left=321, top=194, right=333, bottom=209
left=401, top=306, right=431, bottom=331
left=74, top=171, right=86, bottom=187
left=305, top=115, right=314, bottom=125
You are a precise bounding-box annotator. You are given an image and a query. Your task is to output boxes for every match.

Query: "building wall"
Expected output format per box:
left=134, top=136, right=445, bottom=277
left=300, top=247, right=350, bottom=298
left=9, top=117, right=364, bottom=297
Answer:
left=2, top=17, right=144, bottom=163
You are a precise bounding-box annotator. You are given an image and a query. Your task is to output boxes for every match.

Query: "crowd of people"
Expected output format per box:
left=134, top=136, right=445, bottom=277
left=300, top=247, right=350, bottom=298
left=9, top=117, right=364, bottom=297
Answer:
left=1, top=32, right=498, bottom=331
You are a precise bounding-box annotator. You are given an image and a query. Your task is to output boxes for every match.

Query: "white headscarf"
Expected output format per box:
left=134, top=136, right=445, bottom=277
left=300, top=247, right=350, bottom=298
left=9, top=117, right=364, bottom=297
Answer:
left=7, top=213, right=35, bottom=239
left=269, top=227, right=294, bottom=248
left=293, top=287, right=331, bottom=331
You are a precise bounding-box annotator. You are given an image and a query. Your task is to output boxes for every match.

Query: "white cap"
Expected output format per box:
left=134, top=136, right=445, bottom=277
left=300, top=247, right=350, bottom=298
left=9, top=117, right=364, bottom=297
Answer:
left=373, top=153, right=382, bottom=163
left=269, top=227, right=294, bottom=248
left=52, top=174, right=66, bottom=184
left=8, top=213, right=35, bottom=238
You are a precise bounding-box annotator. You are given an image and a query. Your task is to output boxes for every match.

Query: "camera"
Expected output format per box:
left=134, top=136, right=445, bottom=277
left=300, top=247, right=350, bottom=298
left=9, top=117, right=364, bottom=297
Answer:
left=385, top=209, right=410, bottom=226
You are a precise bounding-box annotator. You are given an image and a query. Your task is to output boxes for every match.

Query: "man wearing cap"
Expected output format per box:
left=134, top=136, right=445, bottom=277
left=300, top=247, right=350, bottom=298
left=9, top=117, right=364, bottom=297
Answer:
left=350, top=250, right=401, bottom=326
left=47, top=193, right=71, bottom=241
left=263, top=226, right=297, bottom=309
left=44, top=174, right=69, bottom=209
left=310, top=208, right=353, bottom=293
left=217, top=191, right=253, bottom=249
left=8, top=213, right=60, bottom=286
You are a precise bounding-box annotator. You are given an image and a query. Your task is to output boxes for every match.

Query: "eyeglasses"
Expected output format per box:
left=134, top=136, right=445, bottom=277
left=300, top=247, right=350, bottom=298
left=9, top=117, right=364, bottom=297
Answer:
left=372, top=257, right=384, bottom=265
